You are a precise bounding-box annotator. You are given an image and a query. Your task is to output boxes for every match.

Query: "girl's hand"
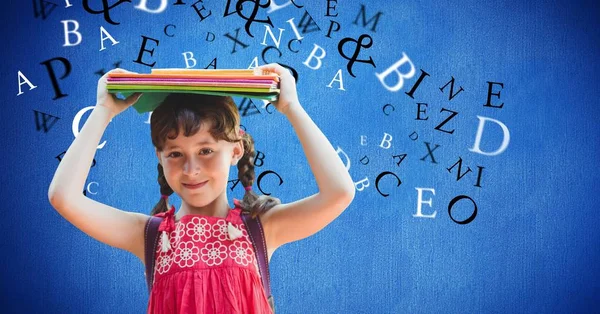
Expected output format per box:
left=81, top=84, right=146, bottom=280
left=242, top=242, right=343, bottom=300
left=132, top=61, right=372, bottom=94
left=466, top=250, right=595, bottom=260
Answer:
left=96, top=68, right=143, bottom=117
left=256, top=63, right=300, bottom=115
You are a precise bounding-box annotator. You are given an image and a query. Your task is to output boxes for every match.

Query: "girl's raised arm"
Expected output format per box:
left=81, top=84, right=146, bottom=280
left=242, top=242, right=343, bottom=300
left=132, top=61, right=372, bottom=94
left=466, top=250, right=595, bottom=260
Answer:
left=47, top=69, right=148, bottom=263
left=255, top=63, right=356, bottom=251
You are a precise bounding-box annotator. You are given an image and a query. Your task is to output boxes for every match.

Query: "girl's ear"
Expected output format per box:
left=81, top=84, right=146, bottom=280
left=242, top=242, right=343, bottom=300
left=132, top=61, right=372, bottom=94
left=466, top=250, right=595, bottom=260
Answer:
left=232, top=141, right=244, bottom=165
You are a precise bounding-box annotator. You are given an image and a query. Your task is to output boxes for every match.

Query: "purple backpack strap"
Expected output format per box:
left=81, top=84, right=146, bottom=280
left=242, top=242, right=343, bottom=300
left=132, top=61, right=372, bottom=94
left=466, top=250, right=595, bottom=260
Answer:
left=144, top=216, right=163, bottom=294
left=240, top=211, right=275, bottom=312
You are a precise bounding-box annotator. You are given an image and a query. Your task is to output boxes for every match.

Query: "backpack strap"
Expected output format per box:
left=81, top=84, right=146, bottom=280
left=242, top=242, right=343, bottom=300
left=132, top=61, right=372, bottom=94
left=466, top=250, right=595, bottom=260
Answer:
left=240, top=211, right=275, bottom=312
left=144, top=216, right=163, bottom=294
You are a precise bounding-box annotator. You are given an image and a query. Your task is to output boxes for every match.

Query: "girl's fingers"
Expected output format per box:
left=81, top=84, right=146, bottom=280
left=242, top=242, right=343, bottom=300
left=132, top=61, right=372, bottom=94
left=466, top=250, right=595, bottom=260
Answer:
left=110, top=68, right=136, bottom=73
left=101, top=68, right=123, bottom=80
left=104, top=68, right=137, bottom=78
left=257, top=63, right=285, bottom=75
left=124, top=92, right=143, bottom=106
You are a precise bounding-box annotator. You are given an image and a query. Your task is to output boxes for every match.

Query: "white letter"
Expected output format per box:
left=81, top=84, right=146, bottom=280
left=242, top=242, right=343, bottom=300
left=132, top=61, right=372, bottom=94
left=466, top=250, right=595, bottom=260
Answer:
left=336, top=146, right=351, bottom=171
left=268, top=0, right=292, bottom=13
left=182, top=51, right=197, bottom=68
left=303, top=44, right=326, bottom=70
left=145, top=111, right=153, bottom=124
left=326, top=69, right=345, bottom=91
left=61, top=20, right=82, bottom=47
left=247, top=57, right=260, bottom=69
left=286, top=17, right=304, bottom=40
left=134, top=0, right=168, bottom=13
left=74, top=106, right=107, bottom=149
left=375, top=52, right=415, bottom=92
left=17, top=71, right=37, bottom=96
left=469, top=115, right=510, bottom=156
left=261, top=25, right=285, bottom=48
left=86, top=182, right=99, bottom=195
left=354, top=177, right=369, bottom=192
left=64, top=0, right=73, bottom=8
left=379, top=133, right=392, bottom=149
left=360, top=135, right=367, bottom=146
left=99, top=26, right=119, bottom=51
left=414, top=187, right=436, bottom=218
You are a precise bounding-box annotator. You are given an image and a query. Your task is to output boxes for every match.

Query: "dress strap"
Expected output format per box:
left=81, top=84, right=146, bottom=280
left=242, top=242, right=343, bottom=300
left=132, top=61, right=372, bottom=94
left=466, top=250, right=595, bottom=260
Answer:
left=154, top=205, right=176, bottom=253
left=226, top=200, right=244, bottom=240
left=232, top=198, right=243, bottom=210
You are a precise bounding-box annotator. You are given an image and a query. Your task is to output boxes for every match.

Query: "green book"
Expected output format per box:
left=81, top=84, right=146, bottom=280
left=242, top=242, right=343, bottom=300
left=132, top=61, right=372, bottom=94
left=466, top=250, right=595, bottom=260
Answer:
left=112, top=90, right=279, bottom=114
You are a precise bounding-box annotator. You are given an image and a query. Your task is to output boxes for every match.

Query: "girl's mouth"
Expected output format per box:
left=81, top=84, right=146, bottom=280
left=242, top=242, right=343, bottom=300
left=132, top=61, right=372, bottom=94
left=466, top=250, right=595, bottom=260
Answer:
left=183, top=181, right=208, bottom=189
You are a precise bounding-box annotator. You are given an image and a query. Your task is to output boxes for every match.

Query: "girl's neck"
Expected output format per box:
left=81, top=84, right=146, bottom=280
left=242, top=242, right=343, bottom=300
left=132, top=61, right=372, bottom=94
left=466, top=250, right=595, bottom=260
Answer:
left=175, top=198, right=232, bottom=220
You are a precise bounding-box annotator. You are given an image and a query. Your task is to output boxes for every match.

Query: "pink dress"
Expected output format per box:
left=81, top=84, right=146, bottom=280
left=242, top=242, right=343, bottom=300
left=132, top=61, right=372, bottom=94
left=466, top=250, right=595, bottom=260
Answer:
left=147, top=199, right=274, bottom=314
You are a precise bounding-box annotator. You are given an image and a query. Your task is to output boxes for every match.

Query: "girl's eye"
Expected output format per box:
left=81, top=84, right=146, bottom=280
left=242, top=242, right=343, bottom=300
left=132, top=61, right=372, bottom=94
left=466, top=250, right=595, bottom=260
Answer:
left=167, top=149, right=213, bottom=158
left=167, top=152, right=181, bottom=158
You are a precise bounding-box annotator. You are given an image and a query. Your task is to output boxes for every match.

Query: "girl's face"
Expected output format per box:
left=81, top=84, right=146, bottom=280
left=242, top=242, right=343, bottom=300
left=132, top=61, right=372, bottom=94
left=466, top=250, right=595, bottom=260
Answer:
left=156, top=121, right=243, bottom=207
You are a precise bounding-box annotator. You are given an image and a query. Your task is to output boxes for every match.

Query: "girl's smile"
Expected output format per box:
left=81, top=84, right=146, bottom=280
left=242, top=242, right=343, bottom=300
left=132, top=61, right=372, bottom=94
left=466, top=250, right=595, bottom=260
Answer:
left=182, top=180, right=208, bottom=189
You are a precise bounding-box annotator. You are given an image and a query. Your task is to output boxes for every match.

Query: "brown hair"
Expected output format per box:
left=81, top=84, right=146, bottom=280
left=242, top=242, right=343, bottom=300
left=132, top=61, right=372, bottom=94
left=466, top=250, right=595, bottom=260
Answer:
left=148, top=93, right=280, bottom=218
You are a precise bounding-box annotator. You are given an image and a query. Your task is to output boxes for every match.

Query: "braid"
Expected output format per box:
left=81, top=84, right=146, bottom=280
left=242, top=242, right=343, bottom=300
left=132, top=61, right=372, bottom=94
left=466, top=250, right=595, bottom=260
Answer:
left=237, top=131, right=281, bottom=219
left=238, top=131, right=255, bottom=188
left=151, top=163, right=174, bottom=216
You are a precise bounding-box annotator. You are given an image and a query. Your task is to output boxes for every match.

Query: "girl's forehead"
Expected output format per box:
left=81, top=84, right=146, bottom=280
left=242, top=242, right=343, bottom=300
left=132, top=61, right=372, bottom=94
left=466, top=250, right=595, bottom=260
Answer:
left=167, top=120, right=215, bottom=140
left=166, top=130, right=218, bottom=146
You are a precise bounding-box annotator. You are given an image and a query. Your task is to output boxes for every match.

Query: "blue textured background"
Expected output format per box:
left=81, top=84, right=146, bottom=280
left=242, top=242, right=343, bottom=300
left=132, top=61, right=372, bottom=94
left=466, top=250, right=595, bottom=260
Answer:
left=1, top=0, right=598, bottom=313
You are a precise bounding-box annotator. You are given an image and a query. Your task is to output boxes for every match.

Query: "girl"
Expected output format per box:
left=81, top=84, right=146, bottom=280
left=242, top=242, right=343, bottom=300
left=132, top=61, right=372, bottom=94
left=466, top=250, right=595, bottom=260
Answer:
left=48, top=63, right=356, bottom=313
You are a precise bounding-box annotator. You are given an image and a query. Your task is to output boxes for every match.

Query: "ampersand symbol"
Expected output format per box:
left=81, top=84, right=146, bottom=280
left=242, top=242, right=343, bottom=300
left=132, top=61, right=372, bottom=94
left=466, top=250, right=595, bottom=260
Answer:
left=337, top=34, right=376, bottom=78
left=82, top=0, right=131, bottom=25
left=235, top=0, right=274, bottom=38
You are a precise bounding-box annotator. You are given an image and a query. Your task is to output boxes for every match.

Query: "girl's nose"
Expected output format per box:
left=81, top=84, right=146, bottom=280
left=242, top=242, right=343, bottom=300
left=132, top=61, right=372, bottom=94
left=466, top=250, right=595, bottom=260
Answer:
left=183, top=158, right=201, bottom=176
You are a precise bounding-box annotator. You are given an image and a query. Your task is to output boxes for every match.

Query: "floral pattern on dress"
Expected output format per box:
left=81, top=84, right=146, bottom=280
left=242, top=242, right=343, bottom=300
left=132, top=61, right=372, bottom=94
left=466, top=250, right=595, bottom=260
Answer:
left=174, top=241, right=201, bottom=268
left=156, top=252, right=174, bottom=275
left=239, top=223, right=250, bottom=241
left=200, top=241, right=228, bottom=266
left=212, top=220, right=228, bottom=241
left=186, top=217, right=211, bottom=242
left=170, top=222, right=185, bottom=248
left=153, top=208, right=265, bottom=278
left=229, top=240, right=254, bottom=266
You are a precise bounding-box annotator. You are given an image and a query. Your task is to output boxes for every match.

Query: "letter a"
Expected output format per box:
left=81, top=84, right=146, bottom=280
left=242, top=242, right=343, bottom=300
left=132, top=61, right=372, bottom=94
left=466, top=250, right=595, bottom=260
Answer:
left=326, top=69, right=345, bottom=91
left=99, top=26, right=119, bottom=51
left=17, top=71, right=38, bottom=95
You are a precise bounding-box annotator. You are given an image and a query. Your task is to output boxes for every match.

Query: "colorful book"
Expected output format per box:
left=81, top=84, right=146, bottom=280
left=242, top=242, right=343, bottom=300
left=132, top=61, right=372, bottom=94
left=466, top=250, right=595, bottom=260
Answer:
left=106, top=68, right=280, bottom=114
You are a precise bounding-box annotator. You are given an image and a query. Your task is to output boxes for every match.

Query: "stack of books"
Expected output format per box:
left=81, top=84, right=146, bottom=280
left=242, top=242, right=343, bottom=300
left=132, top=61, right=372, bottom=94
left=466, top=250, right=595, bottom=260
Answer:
left=106, top=68, right=280, bottom=113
